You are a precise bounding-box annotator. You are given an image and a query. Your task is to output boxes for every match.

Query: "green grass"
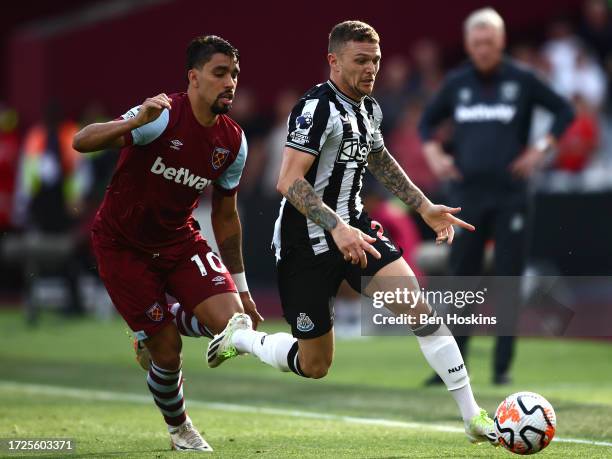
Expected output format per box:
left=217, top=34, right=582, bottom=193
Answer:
left=0, top=310, right=611, bottom=458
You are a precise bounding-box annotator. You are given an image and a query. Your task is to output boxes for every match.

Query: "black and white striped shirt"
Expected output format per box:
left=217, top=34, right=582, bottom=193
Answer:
left=272, top=80, right=384, bottom=259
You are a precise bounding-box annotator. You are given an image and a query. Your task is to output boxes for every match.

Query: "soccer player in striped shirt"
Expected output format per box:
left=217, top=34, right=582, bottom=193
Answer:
left=206, top=21, right=499, bottom=447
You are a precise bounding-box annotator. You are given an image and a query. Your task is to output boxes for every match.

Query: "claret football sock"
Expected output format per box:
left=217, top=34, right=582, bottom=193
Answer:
left=169, top=303, right=214, bottom=338
left=147, top=363, right=187, bottom=427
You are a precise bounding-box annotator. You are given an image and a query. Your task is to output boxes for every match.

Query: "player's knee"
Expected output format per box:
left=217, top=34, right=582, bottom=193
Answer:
left=411, top=309, right=442, bottom=337
left=300, top=356, right=333, bottom=379
left=152, top=353, right=182, bottom=371
left=302, top=363, right=329, bottom=379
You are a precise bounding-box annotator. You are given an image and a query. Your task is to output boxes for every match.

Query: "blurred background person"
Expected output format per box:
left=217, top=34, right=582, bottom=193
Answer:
left=11, top=100, right=88, bottom=321
left=409, top=38, right=444, bottom=100
left=578, top=0, right=612, bottom=112
left=0, top=104, right=21, bottom=301
left=374, top=55, right=413, bottom=134
left=556, top=94, right=599, bottom=172
left=0, top=104, right=19, bottom=232
left=418, top=8, right=575, bottom=385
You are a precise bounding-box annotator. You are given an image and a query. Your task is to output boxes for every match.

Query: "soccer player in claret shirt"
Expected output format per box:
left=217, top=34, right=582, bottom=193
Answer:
left=73, top=35, right=264, bottom=452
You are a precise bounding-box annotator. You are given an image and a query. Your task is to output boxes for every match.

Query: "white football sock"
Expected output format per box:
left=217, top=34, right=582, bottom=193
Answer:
left=231, top=328, right=266, bottom=354
left=415, top=323, right=480, bottom=421
left=416, top=324, right=469, bottom=390
left=232, top=329, right=297, bottom=372
left=450, top=381, right=481, bottom=422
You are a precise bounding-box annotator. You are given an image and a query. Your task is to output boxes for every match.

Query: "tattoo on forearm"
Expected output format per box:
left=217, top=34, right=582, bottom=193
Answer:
left=286, top=178, right=338, bottom=232
left=218, top=233, right=244, bottom=273
left=368, top=148, right=425, bottom=210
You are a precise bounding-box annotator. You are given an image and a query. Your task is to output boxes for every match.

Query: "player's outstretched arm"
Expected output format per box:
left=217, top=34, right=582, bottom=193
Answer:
left=72, top=93, right=172, bottom=153
left=211, top=187, right=263, bottom=327
left=277, top=147, right=380, bottom=267
left=367, top=147, right=475, bottom=244
left=367, top=147, right=430, bottom=210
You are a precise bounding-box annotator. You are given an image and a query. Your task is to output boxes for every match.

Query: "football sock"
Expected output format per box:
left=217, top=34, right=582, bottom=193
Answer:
left=450, top=381, right=481, bottom=422
left=286, top=340, right=306, bottom=377
left=169, top=303, right=214, bottom=339
left=147, top=362, right=187, bottom=427
left=231, top=327, right=266, bottom=354
left=232, top=329, right=304, bottom=376
left=415, top=322, right=469, bottom=390
left=413, top=321, right=480, bottom=421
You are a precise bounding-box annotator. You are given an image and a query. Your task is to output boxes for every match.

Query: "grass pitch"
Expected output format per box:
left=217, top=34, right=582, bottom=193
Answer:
left=0, top=310, right=611, bottom=458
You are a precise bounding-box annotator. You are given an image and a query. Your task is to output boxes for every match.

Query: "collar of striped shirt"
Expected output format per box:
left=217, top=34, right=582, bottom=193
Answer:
left=326, top=80, right=362, bottom=107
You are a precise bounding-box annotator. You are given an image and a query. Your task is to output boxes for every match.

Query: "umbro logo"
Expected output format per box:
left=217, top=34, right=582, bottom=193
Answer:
left=169, top=139, right=183, bottom=151
left=212, top=275, right=226, bottom=286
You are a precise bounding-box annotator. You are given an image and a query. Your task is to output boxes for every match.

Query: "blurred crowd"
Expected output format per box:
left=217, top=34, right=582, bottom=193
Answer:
left=2, top=0, right=612, bottom=314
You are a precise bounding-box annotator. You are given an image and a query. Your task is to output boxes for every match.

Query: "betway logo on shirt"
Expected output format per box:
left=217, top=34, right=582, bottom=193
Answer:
left=150, top=156, right=211, bottom=190
left=454, top=104, right=516, bottom=123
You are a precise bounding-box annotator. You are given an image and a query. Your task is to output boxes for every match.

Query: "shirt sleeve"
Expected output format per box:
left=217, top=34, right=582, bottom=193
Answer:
left=214, top=131, right=247, bottom=195
left=418, top=78, right=454, bottom=141
left=527, top=71, right=575, bottom=139
left=371, top=99, right=385, bottom=152
left=285, top=97, right=333, bottom=156
left=119, top=105, right=170, bottom=146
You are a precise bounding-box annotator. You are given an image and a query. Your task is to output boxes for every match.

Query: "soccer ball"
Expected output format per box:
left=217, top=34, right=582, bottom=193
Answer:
left=494, top=392, right=556, bottom=455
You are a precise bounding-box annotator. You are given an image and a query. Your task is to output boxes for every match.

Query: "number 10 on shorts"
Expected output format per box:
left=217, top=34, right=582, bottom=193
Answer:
left=190, top=253, right=227, bottom=277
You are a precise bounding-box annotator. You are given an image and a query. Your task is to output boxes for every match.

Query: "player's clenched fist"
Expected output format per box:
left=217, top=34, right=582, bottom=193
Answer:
left=331, top=221, right=381, bottom=268
left=133, top=93, right=172, bottom=127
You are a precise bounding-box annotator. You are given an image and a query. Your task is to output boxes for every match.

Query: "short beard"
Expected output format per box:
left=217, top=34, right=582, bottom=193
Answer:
left=211, top=101, right=231, bottom=115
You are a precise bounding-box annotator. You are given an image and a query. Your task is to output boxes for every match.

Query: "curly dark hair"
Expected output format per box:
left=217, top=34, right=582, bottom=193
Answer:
left=186, top=35, right=239, bottom=72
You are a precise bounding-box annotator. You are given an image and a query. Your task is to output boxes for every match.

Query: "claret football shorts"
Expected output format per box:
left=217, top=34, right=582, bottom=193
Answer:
left=92, top=231, right=236, bottom=340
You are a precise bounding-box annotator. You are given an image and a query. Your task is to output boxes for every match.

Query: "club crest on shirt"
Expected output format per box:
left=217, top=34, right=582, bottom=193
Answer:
left=146, top=302, right=164, bottom=322
left=297, top=313, right=315, bottom=332
left=458, top=87, right=472, bottom=104
left=501, top=81, right=519, bottom=101
left=212, top=147, right=230, bottom=170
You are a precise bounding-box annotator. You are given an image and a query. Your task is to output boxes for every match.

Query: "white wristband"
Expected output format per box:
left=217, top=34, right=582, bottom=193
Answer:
left=232, top=272, right=249, bottom=292
left=535, top=137, right=552, bottom=154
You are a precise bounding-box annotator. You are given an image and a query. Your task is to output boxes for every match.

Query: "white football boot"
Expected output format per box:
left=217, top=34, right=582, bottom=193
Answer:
left=169, top=417, right=213, bottom=452
left=206, top=312, right=252, bottom=368
left=465, top=408, right=499, bottom=445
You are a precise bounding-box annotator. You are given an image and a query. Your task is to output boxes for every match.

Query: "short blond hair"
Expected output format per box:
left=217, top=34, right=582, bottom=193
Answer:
left=464, top=7, right=505, bottom=34
left=328, top=20, right=380, bottom=53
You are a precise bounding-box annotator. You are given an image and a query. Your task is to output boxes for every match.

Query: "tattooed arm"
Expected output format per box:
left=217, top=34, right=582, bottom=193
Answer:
left=276, top=148, right=342, bottom=231
left=367, top=147, right=475, bottom=244
left=277, top=147, right=380, bottom=267
left=284, top=177, right=339, bottom=231
left=366, top=147, right=431, bottom=212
